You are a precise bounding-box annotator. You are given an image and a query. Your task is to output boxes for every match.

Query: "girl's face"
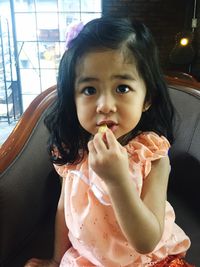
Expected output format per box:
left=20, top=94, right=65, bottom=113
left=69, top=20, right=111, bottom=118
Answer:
left=75, top=49, right=149, bottom=139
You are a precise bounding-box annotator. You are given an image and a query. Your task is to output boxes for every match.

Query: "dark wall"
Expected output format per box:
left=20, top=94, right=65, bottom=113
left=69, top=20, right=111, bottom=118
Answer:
left=102, top=0, right=200, bottom=80
left=193, top=2, right=200, bottom=80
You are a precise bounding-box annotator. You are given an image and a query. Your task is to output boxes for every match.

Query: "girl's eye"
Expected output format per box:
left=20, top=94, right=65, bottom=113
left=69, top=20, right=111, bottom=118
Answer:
left=82, top=87, right=96, bottom=96
left=116, top=85, right=130, bottom=94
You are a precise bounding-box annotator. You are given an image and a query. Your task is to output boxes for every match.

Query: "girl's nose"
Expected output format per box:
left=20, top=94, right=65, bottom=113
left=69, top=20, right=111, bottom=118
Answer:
left=96, top=94, right=117, bottom=114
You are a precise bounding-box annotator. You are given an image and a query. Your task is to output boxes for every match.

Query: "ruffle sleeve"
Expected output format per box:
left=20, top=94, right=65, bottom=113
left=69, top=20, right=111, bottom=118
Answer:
left=125, top=131, right=170, bottom=178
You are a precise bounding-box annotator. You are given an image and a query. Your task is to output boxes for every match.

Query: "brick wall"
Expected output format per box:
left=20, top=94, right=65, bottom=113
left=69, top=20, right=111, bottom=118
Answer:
left=102, top=0, right=200, bottom=80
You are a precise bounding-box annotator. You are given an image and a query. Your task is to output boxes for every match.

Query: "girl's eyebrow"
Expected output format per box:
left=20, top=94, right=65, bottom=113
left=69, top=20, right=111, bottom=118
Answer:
left=76, top=77, right=98, bottom=84
left=112, top=74, right=136, bottom=81
left=76, top=74, right=136, bottom=85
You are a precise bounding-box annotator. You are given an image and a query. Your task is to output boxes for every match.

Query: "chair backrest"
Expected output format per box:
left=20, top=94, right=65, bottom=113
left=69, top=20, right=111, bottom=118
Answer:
left=167, top=81, right=200, bottom=265
left=0, top=81, right=199, bottom=266
left=0, top=85, right=60, bottom=265
left=165, top=74, right=200, bottom=91
left=167, top=82, right=200, bottom=213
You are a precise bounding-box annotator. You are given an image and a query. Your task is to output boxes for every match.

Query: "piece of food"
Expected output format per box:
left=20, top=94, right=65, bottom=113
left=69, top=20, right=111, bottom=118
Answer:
left=98, top=124, right=108, bottom=133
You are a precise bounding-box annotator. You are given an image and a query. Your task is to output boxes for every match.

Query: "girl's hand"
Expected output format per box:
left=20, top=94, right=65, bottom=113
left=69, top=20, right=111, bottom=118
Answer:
left=88, top=128, right=129, bottom=185
left=24, top=258, right=59, bottom=267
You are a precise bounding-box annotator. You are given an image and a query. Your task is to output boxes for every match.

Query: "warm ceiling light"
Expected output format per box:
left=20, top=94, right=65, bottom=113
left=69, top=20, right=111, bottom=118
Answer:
left=180, top=38, right=189, bottom=46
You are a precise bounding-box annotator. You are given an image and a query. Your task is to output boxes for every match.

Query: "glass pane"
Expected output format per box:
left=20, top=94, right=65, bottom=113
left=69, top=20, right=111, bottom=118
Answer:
left=37, top=13, right=59, bottom=34
left=15, top=13, right=37, bottom=41
left=40, top=69, right=57, bottom=91
left=20, top=69, right=41, bottom=94
left=4, top=63, right=11, bottom=81
left=13, top=0, right=102, bottom=112
left=81, top=13, right=101, bottom=23
left=58, top=0, right=80, bottom=12
left=18, top=42, right=39, bottom=69
left=35, top=0, right=58, bottom=12
left=59, top=12, right=83, bottom=41
left=14, top=0, right=35, bottom=12
left=65, top=13, right=82, bottom=26
left=22, top=94, right=38, bottom=111
left=58, top=12, right=68, bottom=41
left=81, top=0, right=101, bottom=12
left=0, top=1, right=11, bottom=18
left=38, top=42, right=64, bottom=69
left=37, top=28, right=60, bottom=42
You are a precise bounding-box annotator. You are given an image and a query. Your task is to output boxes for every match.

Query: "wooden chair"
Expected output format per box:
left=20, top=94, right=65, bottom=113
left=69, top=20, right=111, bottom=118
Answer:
left=165, top=72, right=200, bottom=91
left=0, top=81, right=200, bottom=266
left=0, top=85, right=60, bottom=267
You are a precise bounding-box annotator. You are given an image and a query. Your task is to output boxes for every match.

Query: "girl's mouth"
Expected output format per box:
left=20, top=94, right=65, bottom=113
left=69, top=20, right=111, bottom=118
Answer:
left=98, top=121, right=118, bottom=133
left=108, top=124, right=118, bottom=132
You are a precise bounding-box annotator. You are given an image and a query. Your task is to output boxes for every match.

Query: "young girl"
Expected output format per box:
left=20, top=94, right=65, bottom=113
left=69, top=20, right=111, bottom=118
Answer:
left=25, top=17, right=194, bottom=267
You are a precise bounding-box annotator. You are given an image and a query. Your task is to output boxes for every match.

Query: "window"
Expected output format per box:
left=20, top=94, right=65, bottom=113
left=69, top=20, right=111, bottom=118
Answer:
left=13, top=0, right=102, bottom=110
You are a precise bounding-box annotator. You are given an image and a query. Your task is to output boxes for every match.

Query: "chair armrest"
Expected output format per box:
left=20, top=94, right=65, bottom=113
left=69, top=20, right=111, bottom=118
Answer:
left=0, top=85, right=57, bottom=173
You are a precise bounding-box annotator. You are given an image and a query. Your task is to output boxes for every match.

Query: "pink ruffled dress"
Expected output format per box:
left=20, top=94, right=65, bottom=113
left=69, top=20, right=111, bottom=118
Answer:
left=54, top=132, right=190, bottom=267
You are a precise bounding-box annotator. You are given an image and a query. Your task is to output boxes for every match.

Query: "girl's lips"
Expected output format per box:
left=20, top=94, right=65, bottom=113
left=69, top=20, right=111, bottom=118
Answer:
left=109, top=124, right=118, bottom=133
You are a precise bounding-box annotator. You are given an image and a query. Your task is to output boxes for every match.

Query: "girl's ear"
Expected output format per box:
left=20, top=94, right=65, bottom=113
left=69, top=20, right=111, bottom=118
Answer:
left=143, top=101, right=151, bottom=112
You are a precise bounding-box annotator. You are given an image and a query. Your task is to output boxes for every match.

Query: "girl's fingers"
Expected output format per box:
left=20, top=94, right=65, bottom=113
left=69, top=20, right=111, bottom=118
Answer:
left=90, top=128, right=119, bottom=154
left=105, top=128, right=118, bottom=148
left=88, top=139, right=97, bottom=154
left=105, top=130, right=127, bottom=156
left=92, top=133, right=108, bottom=151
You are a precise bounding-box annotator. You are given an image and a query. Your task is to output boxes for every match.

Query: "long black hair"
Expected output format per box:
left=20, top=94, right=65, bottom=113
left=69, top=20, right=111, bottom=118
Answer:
left=45, top=17, right=174, bottom=165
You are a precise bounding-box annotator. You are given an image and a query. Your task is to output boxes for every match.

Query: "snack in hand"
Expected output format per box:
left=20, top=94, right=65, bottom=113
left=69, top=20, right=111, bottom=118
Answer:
left=98, top=124, right=108, bottom=134
left=98, top=124, right=108, bottom=144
